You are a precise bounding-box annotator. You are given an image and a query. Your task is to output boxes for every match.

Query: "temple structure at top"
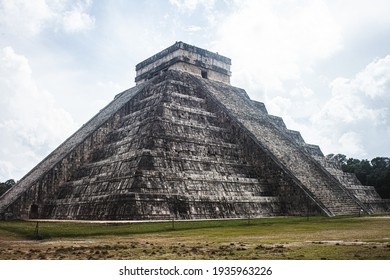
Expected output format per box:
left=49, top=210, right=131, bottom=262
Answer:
left=135, top=41, right=231, bottom=85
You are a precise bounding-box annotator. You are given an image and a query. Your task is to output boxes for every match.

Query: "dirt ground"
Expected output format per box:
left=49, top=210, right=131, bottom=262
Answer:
left=1, top=234, right=390, bottom=260
left=1, top=216, right=389, bottom=260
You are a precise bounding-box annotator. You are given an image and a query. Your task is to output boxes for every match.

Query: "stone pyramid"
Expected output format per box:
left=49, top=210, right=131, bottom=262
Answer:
left=0, top=42, right=387, bottom=220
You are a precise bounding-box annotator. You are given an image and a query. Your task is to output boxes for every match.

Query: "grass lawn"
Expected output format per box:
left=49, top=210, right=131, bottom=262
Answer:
left=0, top=215, right=389, bottom=260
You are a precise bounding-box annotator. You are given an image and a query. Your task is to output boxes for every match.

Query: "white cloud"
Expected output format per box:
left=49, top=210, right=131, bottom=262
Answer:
left=308, top=55, right=390, bottom=158
left=61, top=7, right=95, bottom=33
left=356, top=55, right=390, bottom=98
left=328, top=0, right=390, bottom=37
left=291, top=84, right=314, bottom=98
left=214, top=0, right=343, bottom=93
left=266, top=96, right=291, bottom=116
left=0, top=47, right=76, bottom=180
left=0, top=0, right=54, bottom=36
left=322, top=57, right=390, bottom=126
left=169, top=0, right=216, bottom=12
left=185, top=25, right=202, bottom=32
left=318, top=79, right=380, bottom=124
left=0, top=160, right=14, bottom=181
left=0, top=0, right=95, bottom=36
left=338, top=132, right=365, bottom=157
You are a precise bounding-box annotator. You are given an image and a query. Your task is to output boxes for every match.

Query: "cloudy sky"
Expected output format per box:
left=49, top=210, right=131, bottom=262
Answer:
left=0, top=0, right=389, bottom=181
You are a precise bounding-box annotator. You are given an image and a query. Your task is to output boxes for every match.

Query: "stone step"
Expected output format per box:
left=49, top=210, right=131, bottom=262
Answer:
left=168, top=91, right=205, bottom=104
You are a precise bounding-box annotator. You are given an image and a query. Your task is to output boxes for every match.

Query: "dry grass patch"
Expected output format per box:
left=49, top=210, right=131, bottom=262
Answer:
left=0, top=215, right=389, bottom=260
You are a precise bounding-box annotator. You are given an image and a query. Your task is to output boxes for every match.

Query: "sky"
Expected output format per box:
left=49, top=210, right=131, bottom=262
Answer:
left=0, top=0, right=389, bottom=181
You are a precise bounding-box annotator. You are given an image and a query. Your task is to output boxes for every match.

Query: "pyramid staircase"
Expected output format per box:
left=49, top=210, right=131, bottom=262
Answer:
left=314, top=157, right=388, bottom=213
left=194, top=76, right=369, bottom=216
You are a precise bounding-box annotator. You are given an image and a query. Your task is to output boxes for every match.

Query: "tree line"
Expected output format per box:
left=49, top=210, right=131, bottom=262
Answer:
left=0, top=179, right=15, bottom=197
left=327, top=154, right=390, bottom=199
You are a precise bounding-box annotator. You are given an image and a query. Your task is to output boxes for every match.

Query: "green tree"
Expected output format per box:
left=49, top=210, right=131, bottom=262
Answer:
left=328, top=154, right=390, bottom=199
left=368, top=157, right=390, bottom=198
left=0, top=179, right=15, bottom=196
